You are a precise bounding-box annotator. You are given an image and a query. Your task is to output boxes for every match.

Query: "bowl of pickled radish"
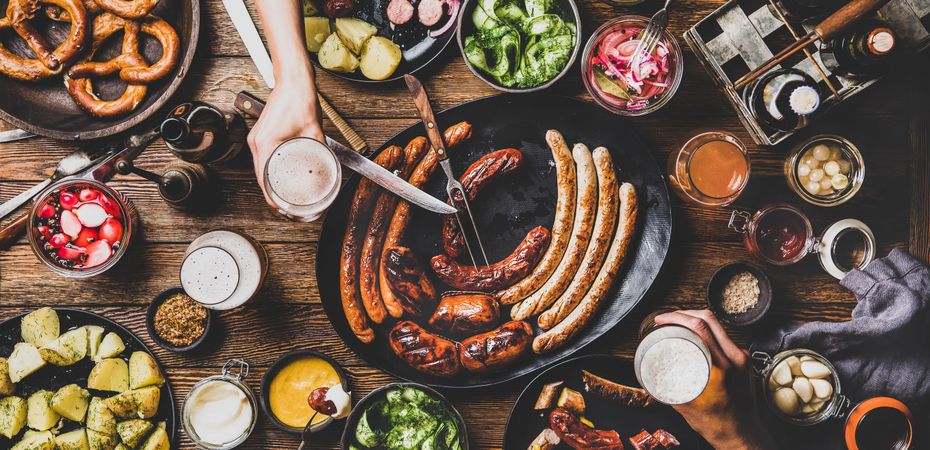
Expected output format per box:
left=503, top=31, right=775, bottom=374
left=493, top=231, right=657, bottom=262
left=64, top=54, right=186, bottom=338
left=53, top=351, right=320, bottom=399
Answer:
left=785, top=135, right=864, bottom=207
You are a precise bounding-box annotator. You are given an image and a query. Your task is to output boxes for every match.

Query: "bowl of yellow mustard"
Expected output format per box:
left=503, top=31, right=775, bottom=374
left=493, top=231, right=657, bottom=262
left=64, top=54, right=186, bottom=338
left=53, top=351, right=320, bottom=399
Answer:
left=260, top=349, right=350, bottom=433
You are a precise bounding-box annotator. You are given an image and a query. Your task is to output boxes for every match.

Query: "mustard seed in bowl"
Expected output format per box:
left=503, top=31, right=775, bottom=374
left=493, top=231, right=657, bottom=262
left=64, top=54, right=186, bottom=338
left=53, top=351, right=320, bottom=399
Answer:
left=154, top=292, right=208, bottom=347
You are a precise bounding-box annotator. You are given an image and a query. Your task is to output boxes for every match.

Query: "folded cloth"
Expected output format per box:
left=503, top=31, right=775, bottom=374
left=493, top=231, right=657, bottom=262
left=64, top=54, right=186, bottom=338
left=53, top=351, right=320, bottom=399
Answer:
left=755, top=248, right=930, bottom=409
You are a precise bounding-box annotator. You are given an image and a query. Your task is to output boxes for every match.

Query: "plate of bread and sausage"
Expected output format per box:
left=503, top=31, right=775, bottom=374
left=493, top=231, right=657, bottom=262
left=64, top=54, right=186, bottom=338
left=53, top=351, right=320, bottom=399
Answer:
left=317, top=94, right=673, bottom=388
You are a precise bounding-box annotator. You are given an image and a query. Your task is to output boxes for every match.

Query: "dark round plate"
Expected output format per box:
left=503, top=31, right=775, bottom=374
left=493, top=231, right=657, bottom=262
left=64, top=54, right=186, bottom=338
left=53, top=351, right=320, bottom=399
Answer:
left=0, top=308, right=177, bottom=446
left=317, top=94, right=673, bottom=389
left=310, top=0, right=459, bottom=83
left=0, top=0, right=200, bottom=140
left=503, top=354, right=710, bottom=450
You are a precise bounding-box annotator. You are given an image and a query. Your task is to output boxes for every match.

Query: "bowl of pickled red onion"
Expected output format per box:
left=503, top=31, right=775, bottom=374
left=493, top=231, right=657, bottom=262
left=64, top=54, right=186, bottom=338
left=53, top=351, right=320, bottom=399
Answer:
left=581, top=16, right=683, bottom=116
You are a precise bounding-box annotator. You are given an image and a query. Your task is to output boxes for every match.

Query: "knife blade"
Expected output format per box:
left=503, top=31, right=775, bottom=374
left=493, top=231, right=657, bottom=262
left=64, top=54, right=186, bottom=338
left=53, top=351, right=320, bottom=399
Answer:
left=221, top=0, right=276, bottom=88
left=0, top=128, right=35, bottom=144
left=233, top=92, right=455, bottom=214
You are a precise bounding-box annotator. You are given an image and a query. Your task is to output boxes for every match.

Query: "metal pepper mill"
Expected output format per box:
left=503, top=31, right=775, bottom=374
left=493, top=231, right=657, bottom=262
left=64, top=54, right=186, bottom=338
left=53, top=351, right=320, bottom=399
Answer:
left=115, top=159, right=216, bottom=210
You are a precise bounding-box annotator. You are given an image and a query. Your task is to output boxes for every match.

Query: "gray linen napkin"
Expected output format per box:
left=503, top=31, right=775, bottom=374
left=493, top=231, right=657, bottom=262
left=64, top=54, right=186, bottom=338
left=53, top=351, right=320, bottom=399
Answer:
left=755, top=248, right=930, bottom=407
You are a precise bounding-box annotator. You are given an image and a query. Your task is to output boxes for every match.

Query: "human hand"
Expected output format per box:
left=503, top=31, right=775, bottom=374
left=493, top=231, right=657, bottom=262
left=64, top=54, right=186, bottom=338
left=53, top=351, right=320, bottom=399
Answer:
left=246, top=77, right=325, bottom=207
left=653, top=310, right=776, bottom=450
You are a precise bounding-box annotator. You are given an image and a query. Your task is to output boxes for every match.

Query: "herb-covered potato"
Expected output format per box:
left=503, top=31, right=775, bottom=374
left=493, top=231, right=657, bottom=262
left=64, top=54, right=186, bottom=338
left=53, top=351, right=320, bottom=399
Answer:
left=104, top=387, right=160, bottom=419
left=138, top=426, right=170, bottom=450
left=55, top=428, right=89, bottom=450
left=0, top=358, right=16, bottom=395
left=39, top=328, right=87, bottom=366
left=0, top=396, right=27, bottom=438
left=128, top=352, right=164, bottom=390
left=88, top=359, right=129, bottom=393
left=87, top=428, right=119, bottom=450
left=93, top=333, right=125, bottom=363
left=82, top=326, right=105, bottom=362
left=21, top=308, right=59, bottom=347
left=116, top=420, right=153, bottom=448
left=51, top=384, right=90, bottom=422
left=12, top=429, right=55, bottom=450
left=8, top=343, right=46, bottom=383
left=334, top=17, right=377, bottom=54
left=305, top=16, right=331, bottom=53
left=318, top=32, right=359, bottom=73
left=359, top=36, right=402, bottom=81
left=26, top=390, right=58, bottom=431
left=114, top=444, right=130, bottom=450
left=86, top=398, right=116, bottom=435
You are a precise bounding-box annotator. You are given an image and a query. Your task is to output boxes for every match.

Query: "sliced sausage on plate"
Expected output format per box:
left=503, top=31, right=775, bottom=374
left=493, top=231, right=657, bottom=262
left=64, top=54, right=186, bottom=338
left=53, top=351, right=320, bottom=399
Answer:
left=387, top=0, right=415, bottom=25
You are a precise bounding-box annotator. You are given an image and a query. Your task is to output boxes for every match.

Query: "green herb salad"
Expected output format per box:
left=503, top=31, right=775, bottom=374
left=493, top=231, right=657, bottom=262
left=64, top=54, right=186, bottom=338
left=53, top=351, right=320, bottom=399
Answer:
left=463, top=0, right=576, bottom=88
left=348, top=386, right=465, bottom=450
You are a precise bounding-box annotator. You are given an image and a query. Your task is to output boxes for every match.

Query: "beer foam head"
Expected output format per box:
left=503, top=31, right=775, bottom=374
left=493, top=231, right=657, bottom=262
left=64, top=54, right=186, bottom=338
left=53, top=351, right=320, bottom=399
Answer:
left=266, top=138, right=339, bottom=207
left=640, top=337, right=710, bottom=404
left=181, top=246, right=240, bottom=305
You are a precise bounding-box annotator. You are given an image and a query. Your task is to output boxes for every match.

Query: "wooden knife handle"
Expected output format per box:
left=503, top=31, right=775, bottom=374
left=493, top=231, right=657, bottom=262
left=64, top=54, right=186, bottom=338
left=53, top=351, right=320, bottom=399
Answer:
left=234, top=91, right=265, bottom=118
left=815, top=0, right=891, bottom=40
left=317, top=93, right=368, bottom=154
left=403, top=75, right=449, bottom=162
left=0, top=213, right=29, bottom=249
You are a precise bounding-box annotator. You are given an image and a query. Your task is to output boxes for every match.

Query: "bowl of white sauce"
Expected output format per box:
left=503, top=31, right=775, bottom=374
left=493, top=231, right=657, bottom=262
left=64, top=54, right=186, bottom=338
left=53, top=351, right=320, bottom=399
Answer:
left=182, top=359, right=258, bottom=449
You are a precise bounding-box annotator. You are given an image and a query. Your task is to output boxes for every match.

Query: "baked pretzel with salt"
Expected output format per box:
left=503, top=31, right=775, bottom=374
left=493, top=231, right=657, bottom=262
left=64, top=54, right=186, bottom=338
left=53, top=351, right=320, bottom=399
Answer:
left=0, top=0, right=89, bottom=81
left=65, top=12, right=179, bottom=117
left=94, top=0, right=160, bottom=19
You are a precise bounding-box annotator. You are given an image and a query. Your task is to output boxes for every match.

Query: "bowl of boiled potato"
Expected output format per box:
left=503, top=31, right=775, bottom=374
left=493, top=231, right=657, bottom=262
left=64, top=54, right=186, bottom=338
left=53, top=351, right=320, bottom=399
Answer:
left=760, top=348, right=840, bottom=426
left=0, top=307, right=176, bottom=450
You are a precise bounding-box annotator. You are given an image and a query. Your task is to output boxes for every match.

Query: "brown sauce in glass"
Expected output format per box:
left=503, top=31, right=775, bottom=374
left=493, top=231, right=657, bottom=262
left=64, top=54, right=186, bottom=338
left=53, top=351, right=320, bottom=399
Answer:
left=754, top=209, right=808, bottom=262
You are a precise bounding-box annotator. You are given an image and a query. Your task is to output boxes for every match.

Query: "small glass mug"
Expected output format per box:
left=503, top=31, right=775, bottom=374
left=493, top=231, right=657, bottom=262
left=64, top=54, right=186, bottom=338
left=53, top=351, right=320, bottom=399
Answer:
left=667, top=131, right=750, bottom=206
left=263, top=137, right=341, bottom=222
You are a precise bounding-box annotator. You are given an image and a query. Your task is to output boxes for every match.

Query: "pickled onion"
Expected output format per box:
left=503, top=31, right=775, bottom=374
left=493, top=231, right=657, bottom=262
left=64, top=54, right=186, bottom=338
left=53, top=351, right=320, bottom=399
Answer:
left=586, top=23, right=673, bottom=111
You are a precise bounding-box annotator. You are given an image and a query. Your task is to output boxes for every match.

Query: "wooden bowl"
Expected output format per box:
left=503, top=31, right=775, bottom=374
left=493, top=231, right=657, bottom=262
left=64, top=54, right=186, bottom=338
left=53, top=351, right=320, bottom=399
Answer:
left=706, top=261, right=772, bottom=327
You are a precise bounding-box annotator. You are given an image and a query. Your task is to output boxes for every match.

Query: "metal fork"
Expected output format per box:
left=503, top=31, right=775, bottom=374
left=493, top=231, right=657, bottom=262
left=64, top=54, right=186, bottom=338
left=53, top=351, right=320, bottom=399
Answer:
left=404, top=74, right=491, bottom=269
left=631, top=0, right=674, bottom=70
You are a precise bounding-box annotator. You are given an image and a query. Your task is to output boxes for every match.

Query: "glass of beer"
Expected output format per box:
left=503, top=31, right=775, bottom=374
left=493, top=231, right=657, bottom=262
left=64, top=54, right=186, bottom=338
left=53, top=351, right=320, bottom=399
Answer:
left=263, top=137, right=341, bottom=222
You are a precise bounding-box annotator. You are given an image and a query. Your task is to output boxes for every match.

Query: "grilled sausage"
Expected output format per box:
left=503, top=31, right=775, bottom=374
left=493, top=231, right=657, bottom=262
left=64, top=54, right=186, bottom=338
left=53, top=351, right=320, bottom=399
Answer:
left=581, top=370, right=654, bottom=408
left=383, top=246, right=437, bottom=318
left=380, top=122, right=473, bottom=318
left=323, top=0, right=355, bottom=17
left=549, top=408, right=624, bottom=450
left=511, top=143, right=598, bottom=320
left=459, top=321, right=533, bottom=373
left=359, top=137, right=429, bottom=323
left=339, top=145, right=405, bottom=344
left=428, top=291, right=500, bottom=336
left=389, top=320, right=462, bottom=377
left=308, top=387, right=337, bottom=415
left=533, top=183, right=637, bottom=354
left=497, top=130, right=576, bottom=305
left=538, top=147, right=619, bottom=329
left=442, top=148, right=523, bottom=259
left=431, top=226, right=550, bottom=292
left=386, top=0, right=414, bottom=25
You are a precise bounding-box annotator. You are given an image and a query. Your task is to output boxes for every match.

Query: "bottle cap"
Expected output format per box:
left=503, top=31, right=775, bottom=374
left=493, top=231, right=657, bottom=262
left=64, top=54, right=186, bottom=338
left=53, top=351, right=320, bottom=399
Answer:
left=789, top=86, right=820, bottom=116
left=867, top=28, right=895, bottom=56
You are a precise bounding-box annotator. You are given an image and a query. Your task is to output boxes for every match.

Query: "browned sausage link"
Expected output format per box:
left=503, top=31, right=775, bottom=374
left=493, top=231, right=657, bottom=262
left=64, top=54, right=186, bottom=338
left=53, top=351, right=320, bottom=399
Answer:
left=383, top=246, right=437, bottom=318
left=442, top=148, right=523, bottom=259
left=428, top=291, right=500, bottom=336
left=389, top=320, right=462, bottom=377
left=307, top=387, right=337, bottom=415
left=431, top=226, right=550, bottom=292
left=379, top=122, right=473, bottom=318
left=459, top=321, right=534, bottom=373
left=359, top=137, right=429, bottom=323
left=339, top=145, right=405, bottom=344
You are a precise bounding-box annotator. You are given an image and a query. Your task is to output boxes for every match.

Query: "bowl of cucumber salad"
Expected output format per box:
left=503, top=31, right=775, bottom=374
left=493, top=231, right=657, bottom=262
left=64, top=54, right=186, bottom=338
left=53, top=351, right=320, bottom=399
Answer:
left=457, top=0, right=580, bottom=92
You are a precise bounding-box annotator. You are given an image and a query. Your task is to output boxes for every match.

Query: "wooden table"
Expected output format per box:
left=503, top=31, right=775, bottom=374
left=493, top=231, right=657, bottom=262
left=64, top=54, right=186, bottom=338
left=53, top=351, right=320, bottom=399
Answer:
left=1, top=0, right=928, bottom=448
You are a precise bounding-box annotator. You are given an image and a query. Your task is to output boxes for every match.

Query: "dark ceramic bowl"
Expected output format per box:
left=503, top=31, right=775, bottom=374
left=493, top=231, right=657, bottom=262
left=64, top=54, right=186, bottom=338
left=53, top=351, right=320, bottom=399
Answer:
left=340, top=382, right=469, bottom=450
left=260, top=349, right=350, bottom=434
left=706, top=261, right=773, bottom=327
left=145, top=287, right=213, bottom=353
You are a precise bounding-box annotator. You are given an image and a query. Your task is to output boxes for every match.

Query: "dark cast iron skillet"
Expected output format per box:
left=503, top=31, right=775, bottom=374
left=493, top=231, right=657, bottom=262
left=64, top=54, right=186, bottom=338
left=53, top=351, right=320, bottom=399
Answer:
left=317, top=94, right=673, bottom=389
left=0, top=308, right=177, bottom=447
left=0, top=0, right=200, bottom=140
left=503, top=354, right=711, bottom=449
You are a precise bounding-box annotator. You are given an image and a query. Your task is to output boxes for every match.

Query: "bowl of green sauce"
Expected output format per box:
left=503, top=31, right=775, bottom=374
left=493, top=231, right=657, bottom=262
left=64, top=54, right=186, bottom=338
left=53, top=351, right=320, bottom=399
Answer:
left=457, top=0, right=581, bottom=92
left=341, top=383, right=468, bottom=450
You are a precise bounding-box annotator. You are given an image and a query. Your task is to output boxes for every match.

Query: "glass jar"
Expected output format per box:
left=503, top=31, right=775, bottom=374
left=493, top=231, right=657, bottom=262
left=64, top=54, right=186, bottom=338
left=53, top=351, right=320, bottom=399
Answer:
left=728, top=203, right=876, bottom=279
left=581, top=16, right=684, bottom=116
left=754, top=349, right=842, bottom=425
left=28, top=179, right=138, bottom=278
left=182, top=359, right=258, bottom=449
left=668, top=131, right=750, bottom=206
left=785, top=135, right=864, bottom=207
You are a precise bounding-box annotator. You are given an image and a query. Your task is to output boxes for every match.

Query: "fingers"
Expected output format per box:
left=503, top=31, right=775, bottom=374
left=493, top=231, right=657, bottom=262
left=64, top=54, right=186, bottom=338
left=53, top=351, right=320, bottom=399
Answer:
left=677, top=310, right=748, bottom=370
left=247, top=120, right=278, bottom=208
left=654, top=311, right=731, bottom=371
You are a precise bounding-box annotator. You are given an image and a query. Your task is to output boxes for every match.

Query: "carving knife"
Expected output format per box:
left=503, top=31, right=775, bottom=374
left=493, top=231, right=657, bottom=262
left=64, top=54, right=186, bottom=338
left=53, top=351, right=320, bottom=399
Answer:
left=221, top=0, right=277, bottom=88
left=234, top=92, right=456, bottom=214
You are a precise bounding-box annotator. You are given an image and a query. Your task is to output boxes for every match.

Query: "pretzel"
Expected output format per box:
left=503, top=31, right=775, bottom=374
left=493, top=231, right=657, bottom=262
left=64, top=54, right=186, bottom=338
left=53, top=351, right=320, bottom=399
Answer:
left=64, top=12, right=148, bottom=117
left=0, top=0, right=89, bottom=80
left=68, top=13, right=179, bottom=83
left=93, top=0, right=160, bottom=19
left=44, top=0, right=100, bottom=22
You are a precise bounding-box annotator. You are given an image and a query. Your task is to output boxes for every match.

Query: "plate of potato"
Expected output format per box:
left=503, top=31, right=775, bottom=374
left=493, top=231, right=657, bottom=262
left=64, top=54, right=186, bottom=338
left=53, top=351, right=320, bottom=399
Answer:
left=0, top=308, right=176, bottom=450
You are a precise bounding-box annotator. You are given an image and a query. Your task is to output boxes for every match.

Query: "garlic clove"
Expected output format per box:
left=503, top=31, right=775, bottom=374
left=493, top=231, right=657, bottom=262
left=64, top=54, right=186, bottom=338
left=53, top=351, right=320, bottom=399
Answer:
left=800, top=360, right=831, bottom=379
left=772, top=360, right=794, bottom=386
left=810, top=378, right=833, bottom=399
left=774, top=387, right=801, bottom=416
left=785, top=356, right=802, bottom=377
left=799, top=355, right=816, bottom=363
left=801, top=404, right=815, bottom=414
left=792, top=377, right=814, bottom=403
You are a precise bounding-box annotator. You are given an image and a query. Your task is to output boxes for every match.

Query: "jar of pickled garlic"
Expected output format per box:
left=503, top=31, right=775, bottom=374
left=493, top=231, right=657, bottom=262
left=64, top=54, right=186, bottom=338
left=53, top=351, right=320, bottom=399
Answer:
left=785, top=135, right=864, bottom=207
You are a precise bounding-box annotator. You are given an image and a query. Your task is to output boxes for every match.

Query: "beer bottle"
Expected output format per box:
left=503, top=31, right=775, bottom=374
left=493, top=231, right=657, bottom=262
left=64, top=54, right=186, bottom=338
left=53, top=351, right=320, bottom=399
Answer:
left=160, top=102, right=247, bottom=165
left=742, top=68, right=821, bottom=132
left=820, top=20, right=897, bottom=77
